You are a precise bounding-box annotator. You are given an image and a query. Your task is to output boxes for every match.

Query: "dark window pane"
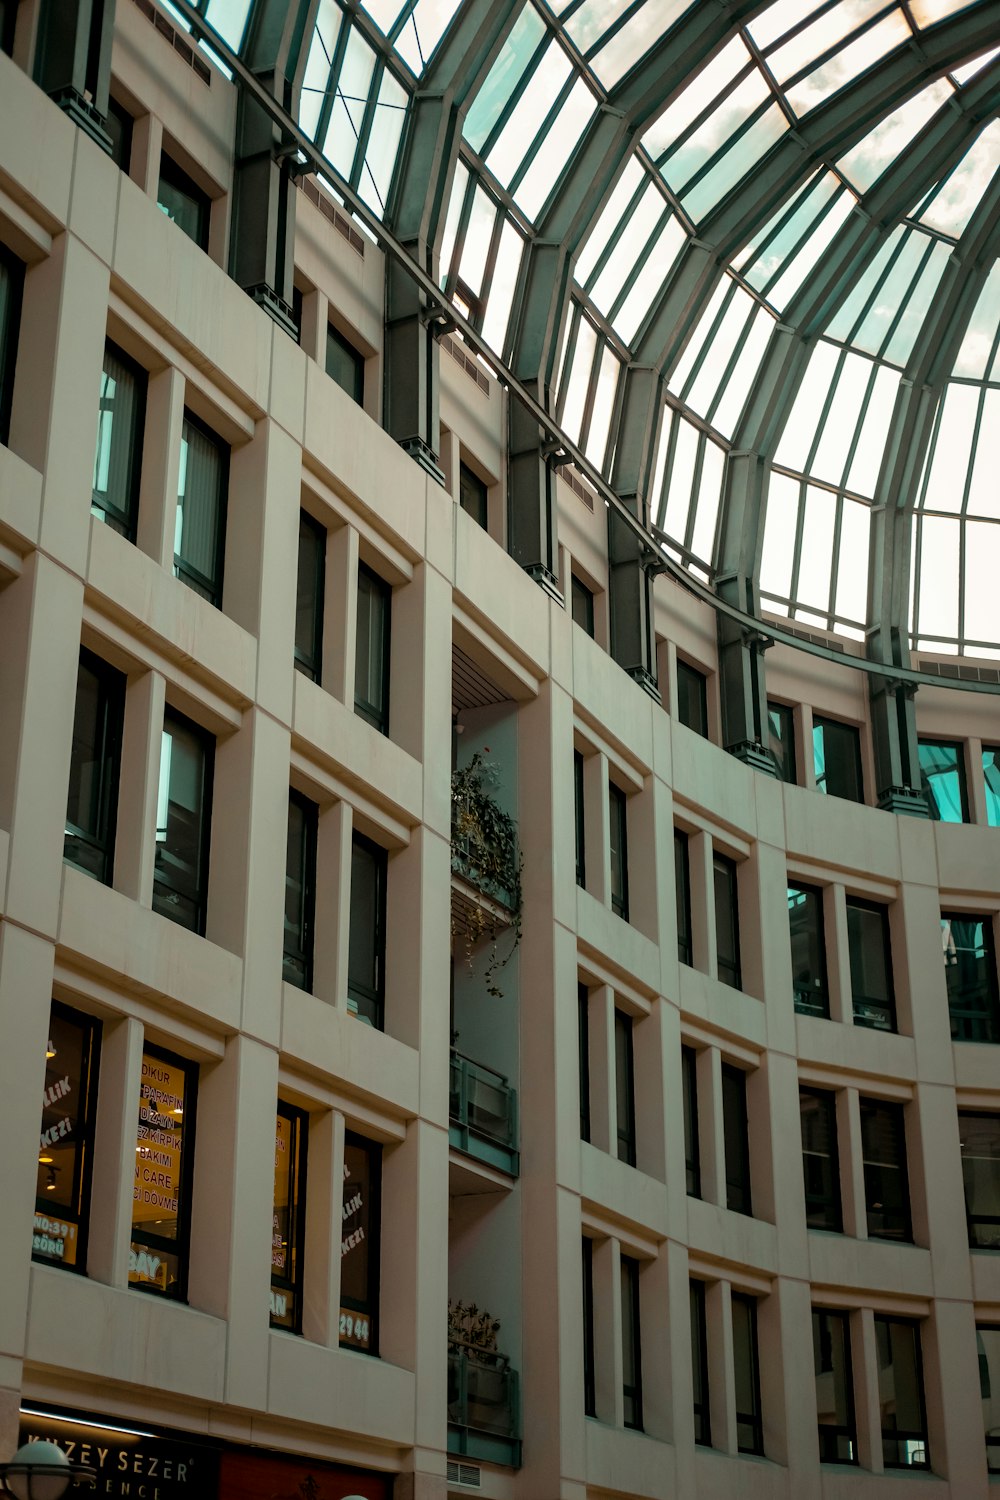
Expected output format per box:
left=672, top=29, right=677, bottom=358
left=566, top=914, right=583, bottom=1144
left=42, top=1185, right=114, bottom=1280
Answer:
left=283, top=791, right=317, bottom=991
left=677, top=660, right=708, bottom=737
left=847, top=899, right=895, bottom=1032
left=690, top=1280, right=710, bottom=1445
left=92, top=340, right=145, bottom=539
left=983, top=747, right=1000, bottom=829
left=682, top=1047, right=700, bottom=1197
left=860, top=1099, right=911, bottom=1242
left=271, top=1102, right=307, bottom=1332
left=0, top=0, right=15, bottom=56
left=157, top=153, right=210, bottom=250
left=614, top=1010, right=636, bottom=1167
left=355, top=563, right=391, bottom=734
left=722, top=1064, right=752, bottom=1216
left=813, top=1309, right=856, bottom=1463
left=571, top=574, right=594, bottom=637
left=789, top=883, right=828, bottom=1017
left=175, top=413, right=227, bottom=607
left=347, top=833, right=386, bottom=1028
left=713, top=853, right=741, bottom=989
left=942, top=914, right=1000, bottom=1042
left=813, top=716, right=864, bottom=802
left=582, top=1239, right=596, bottom=1416
left=106, top=97, right=133, bottom=171
left=609, top=783, right=629, bottom=921
left=153, top=709, right=213, bottom=934
left=675, top=831, right=692, bottom=966
left=620, top=1255, right=643, bottom=1430
left=326, top=323, right=364, bottom=404
left=800, top=1089, right=841, bottom=1232
left=959, top=1113, right=1000, bottom=1250
left=459, top=462, right=488, bottom=529
left=919, top=740, right=968, bottom=823
left=574, top=751, right=586, bottom=888
left=33, top=1002, right=101, bottom=1273
left=0, top=244, right=25, bottom=447
left=978, top=1326, right=1000, bottom=1473
left=578, top=984, right=590, bottom=1143
left=875, top=1317, right=928, bottom=1469
left=130, top=1044, right=197, bottom=1300
left=732, top=1294, right=762, bottom=1454
left=768, top=701, right=796, bottom=783
left=295, top=511, right=326, bottom=682
left=64, top=649, right=125, bottom=885
left=340, top=1132, right=381, bottom=1353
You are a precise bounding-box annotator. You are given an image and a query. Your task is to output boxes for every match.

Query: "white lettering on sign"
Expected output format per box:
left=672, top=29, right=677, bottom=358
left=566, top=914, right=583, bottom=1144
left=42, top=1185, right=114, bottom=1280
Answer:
left=342, top=1226, right=365, bottom=1256
left=269, top=1289, right=288, bottom=1318
left=342, top=1191, right=362, bottom=1220
left=42, top=1075, right=72, bottom=1107
left=129, top=1249, right=161, bottom=1281
left=39, top=1117, right=73, bottom=1149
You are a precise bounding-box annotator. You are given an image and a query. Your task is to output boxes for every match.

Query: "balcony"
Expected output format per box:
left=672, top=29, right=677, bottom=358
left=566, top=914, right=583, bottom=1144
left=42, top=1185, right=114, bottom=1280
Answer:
left=448, top=1344, right=521, bottom=1468
left=451, top=753, right=520, bottom=912
left=450, top=1050, right=519, bottom=1176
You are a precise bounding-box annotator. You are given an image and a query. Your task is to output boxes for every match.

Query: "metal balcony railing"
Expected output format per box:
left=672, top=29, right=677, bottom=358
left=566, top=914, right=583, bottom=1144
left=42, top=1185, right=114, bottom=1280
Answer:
left=449, top=1050, right=518, bottom=1175
left=447, top=1344, right=521, bottom=1468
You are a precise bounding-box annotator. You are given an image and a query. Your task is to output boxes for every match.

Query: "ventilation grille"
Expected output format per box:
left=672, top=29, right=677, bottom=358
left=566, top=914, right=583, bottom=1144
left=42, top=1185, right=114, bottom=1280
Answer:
left=779, top=622, right=847, bottom=653
left=132, top=0, right=212, bottom=83
left=918, top=659, right=1000, bottom=684
left=442, top=336, right=490, bottom=396
left=299, top=179, right=366, bottom=256
left=446, top=1460, right=482, bottom=1488
left=563, top=468, right=595, bottom=511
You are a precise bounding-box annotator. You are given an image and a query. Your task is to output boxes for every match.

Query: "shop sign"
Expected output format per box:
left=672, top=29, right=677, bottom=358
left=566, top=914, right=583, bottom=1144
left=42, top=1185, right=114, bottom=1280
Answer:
left=19, top=1411, right=220, bottom=1499
left=218, top=1449, right=391, bottom=1500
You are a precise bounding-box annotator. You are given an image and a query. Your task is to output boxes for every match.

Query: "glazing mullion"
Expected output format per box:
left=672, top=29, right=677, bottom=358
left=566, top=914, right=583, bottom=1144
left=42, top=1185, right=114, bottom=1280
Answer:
left=580, top=0, right=647, bottom=68
left=960, top=384, right=988, bottom=518
left=314, top=8, right=353, bottom=153
left=554, top=302, right=584, bottom=427
left=350, top=55, right=385, bottom=194
left=507, top=71, right=580, bottom=200
left=673, top=94, right=774, bottom=200
left=654, top=58, right=758, bottom=170
left=826, top=492, right=846, bottom=628
left=876, top=235, right=936, bottom=361
left=786, top=475, right=810, bottom=609
left=775, top=4, right=900, bottom=101
left=836, top=358, right=879, bottom=491
left=682, top=434, right=708, bottom=555
left=678, top=279, right=740, bottom=404
left=443, top=172, right=478, bottom=302
left=757, top=185, right=847, bottom=302
left=476, top=38, right=551, bottom=163
left=655, top=408, right=680, bottom=532
left=704, top=307, right=760, bottom=428
left=574, top=323, right=606, bottom=457
left=606, top=206, right=674, bottom=326
left=476, top=203, right=507, bottom=331
left=581, top=179, right=649, bottom=298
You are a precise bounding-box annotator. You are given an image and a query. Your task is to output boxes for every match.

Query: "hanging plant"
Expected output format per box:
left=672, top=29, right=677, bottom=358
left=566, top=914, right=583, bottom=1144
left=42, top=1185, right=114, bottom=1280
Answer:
left=448, top=1299, right=503, bottom=1364
left=450, top=750, right=523, bottom=997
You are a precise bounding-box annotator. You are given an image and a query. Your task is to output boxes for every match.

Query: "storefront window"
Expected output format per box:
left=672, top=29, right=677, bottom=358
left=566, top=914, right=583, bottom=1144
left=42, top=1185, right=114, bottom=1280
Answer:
left=340, top=1132, right=381, bottom=1354
left=130, top=1044, right=197, bottom=1299
left=33, top=1002, right=101, bottom=1271
left=271, top=1103, right=308, bottom=1332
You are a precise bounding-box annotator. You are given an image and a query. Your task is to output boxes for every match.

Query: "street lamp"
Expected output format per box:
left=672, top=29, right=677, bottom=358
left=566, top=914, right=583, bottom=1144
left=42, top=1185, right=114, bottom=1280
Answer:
left=0, top=1441, right=95, bottom=1499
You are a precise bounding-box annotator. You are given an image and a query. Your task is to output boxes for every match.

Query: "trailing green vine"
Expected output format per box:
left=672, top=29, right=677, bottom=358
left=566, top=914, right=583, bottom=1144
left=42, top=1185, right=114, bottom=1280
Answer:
left=451, top=750, right=523, bottom=997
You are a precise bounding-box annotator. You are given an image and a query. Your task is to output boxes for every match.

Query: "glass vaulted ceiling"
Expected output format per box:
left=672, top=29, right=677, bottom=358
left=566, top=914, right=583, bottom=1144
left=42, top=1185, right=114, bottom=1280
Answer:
left=198, top=0, right=1000, bottom=658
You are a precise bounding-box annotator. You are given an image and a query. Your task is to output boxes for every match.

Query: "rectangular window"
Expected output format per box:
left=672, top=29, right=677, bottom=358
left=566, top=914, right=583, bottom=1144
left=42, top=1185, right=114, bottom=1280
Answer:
left=918, top=739, right=968, bottom=822
left=690, top=1280, right=710, bottom=1445
left=153, top=708, right=214, bottom=935
left=175, top=412, right=228, bottom=607
left=732, top=1293, right=763, bottom=1455
left=106, top=97, right=133, bottom=171
left=574, top=750, right=586, bottom=888
left=294, top=511, right=326, bottom=683
left=767, top=700, right=796, bottom=783
left=92, top=340, right=145, bottom=539
left=571, top=574, right=595, bottom=637
left=800, top=1087, right=841, bottom=1232
left=676, top=659, right=709, bottom=737
left=33, top=1002, right=101, bottom=1272
left=582, top=1238, right=596, bottom=1416
left=355, top=563, right=391, bottom=735
left=64, top=648, right=125, bottom=886
left=157, top=153, right=210, bottom=250
left=813, top=1308, right=856, bottom=1463
left=347, top=832, right=387, bottom=1028
left=326, top=323, right=364, bottom=404
left=283, top=791, right=317, bottom=991
left=0, top=244, right=24, bottom=447
left=813, top=716, right=864, bottom=802
left=983, top=746, right=1000, bottom=828
left=614, top=1010, right=636, bottom=1167
left=271, top=1102, right=307, bottom=1332
left=682, top=1046, right=700, bottom=1197
left=578, top=983, right=590, bottom=1143
left=860, top=1098, right=911, bottom=1242
left=847, top=898, right=895, bottom=1032
left=713, top=853, right=741, bottom=989
left=958, top=1112, right=1000, bottom=1250
left=875, top=1317, right=928, bottom=1469
left=789, top=882, right=828, bottom=1017
left=130, top=1043, right=197, bottom=1300
left=609, top=782, right=629, bottom=921
left=620, top=1254, right=643, bottom=1430
left=942, top=914, right=1000, bottom=1043
left=977, top=1325, right=1000, bottom=1474
left=340, top=1132, right=381, bottom=1354
left=722, top=1064, right=752, bottom=1216
left=459, top=461, right=488, bottom=529
left=675, top=830, right=692, bottom=965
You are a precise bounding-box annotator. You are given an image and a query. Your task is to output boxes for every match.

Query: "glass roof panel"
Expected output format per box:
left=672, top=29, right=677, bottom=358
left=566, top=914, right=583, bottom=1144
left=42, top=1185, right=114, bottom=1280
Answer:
left=759, top=471, right=800, bottom=604
left=589, top=182, right=665, bottom=315
left=682, top=103, right=787, bottom=223
left=783, top=10, right=912, bottom=117
left=764, top=1, right=889, bottom=89
left=882, top=238, right=951, bottom=365
left=575, top=158, right=646, bottom=285
left=837, top=78, right=953, bottom=192
left=322, top=29, right=376, bottom=179
left=836, top=497, right=872, bottom=622
left=967, top=388, right=1000, bottom=518
left=954, top=260, right=1000, bottom=378
left=298, top=0, right=343, bottom=139
left=485, top=42, right=573, bottom=187
left=910, top=0, right=979, bottom=23
left=915, top=120, right=1000, bottom=237
left=587, top=1, right=690, bottom=88
left=360, top=69, right=408, bottom=212
left=913, top=513, right=960, bottom=641
left=641, top=37, right=749, bottom=166
left=464, top=6, right=546, bottom=154
left=773, top=340, right=840, bottom=471
left=922, top=382, right=979, bottom=513
left=613, top=217, right=686, bottom=343
left=201, top=0, right=251, bottom=49
left=513, top=76, right=596, bottom=221
left=392, top=0, right=456, bottom=73
left=951, top=44, right=1000, bottom=84
left=660, top=65, right=768, bottom=194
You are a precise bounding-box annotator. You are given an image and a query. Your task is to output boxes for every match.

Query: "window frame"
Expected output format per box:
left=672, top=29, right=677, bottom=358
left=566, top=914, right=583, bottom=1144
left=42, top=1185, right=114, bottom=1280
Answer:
left=846, top=896, right=895, bottom=1032
left=174, top=408, right=229, bottom=609
left=283, top=789, right=318, bottom=992
left=347, top=831, right=388, bottom=1029
left=799, top=1086, right=842, bottom=1233
left=676, top=658, right=709, bottom=738
left=614, top=1008, right=636, bottom=1168
left=270, top=1100, right=308, bottom=1334
left=942, top=912, right=1000, bottom=1043
left=157, top=151, right=211, bottom=251
left=64, top=647, right=126, bottom=887
left=860, top=1097, right=912, bottom=1243
left=294, top=510, right=326, bottom=684
left=459, top=460, right=488, bottom=530
left=918, top=737, right=969, bottom=823
left=682, top=1045, right=701, bottom=1198
left=33, top=1001, right=102, bottom=1276
left=620, top=1253, right=643, bottom=1431
left=91, top=338, right=146, bottom=541
left=958, top=1110, right=1000, bottom=1251
left=722, top=1063, right=752, bottom=1216
left=690, top=1279, right=711, bottom=1446
left=812, top=1307, right=857, bottom=1465
left=767, top=699, right=796, bottom=783
left=0, top=242, right=25, bottom=448
left=713, top=851, right=742, bottom=990
left=578, top=982, right=590, bottom=1143
left=326, top=322, right=365, bottom=405
left=977, top=1323, right=1000, bottom=1474
left=788, top=881, right=829, bottom=1018
left=983, top=745, right=1000, bottom=828
left=874, top=1315, right=929, bottom=1470
left=812, top=715, right=864, bottom=803
left=582, top=1237, right=596, bottom=1417
left=609, top=781, right=629, bottom=921
left=732, top=1292, right=763, bottom=1456
left=339, top=1130, right=382, bottom=1356
left=574, top=750, right=586, bottom=889
left=675, top=829, right=692, bottom=966
left=354, top=561, right=391, bottom=736
left=129, top=1040, right=198, bottom=1302
left=571, top=573, right=595, bottom=638
left=153, top=706, right=215, bottom=937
